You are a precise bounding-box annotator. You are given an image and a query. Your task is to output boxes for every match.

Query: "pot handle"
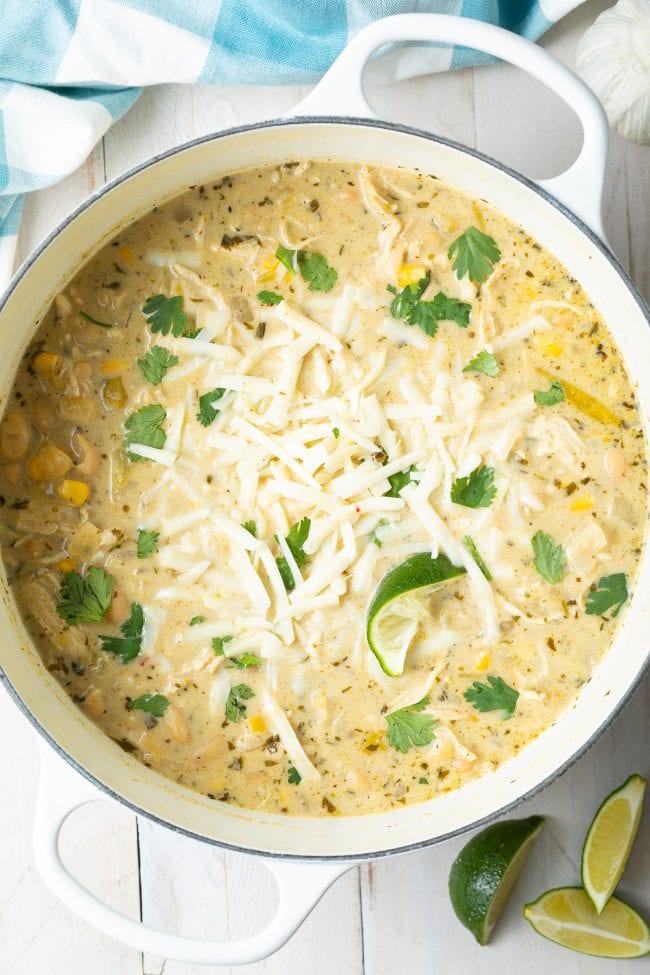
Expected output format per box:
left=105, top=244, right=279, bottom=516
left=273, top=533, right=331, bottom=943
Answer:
left=293, top=14, right=609, bottom=239
left=33, top=743, right=350, bottom=965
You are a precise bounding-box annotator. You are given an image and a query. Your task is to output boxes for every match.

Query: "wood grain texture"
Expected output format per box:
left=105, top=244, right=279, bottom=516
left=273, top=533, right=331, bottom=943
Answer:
left=1, top=2, right=649, bottom=972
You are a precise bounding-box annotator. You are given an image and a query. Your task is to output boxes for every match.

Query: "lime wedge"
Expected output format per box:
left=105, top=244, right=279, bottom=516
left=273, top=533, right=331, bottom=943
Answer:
left=366, top=552, right=465, bottom=676
left=524, top=887, right=650, bottom=958
left=581, top=773, right=646, bottom=914
left=449, top=815, right=544, bottom=945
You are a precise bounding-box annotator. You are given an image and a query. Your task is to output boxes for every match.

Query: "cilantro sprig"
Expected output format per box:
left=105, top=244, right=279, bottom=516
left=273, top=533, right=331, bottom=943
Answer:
left=531, top=530, right=566, bottom=584
left=288, top=766, right=302, bottom=785
left=586, top=573, right=628, bottom=618
left=137, top=529, right=159, bottom=559
left=142, top=294, right=190, bottom=337
left=212, top=635, right=233, bottom=656
left=464, top=535, right=492, bottom=581
left=57, top=566, right=113, bottom=626
left=124, top=404, right=167, bottom=461
left=463, top=349, right=499, bottom=378
left=127, top=693, right=169, bottom=717
left=448, top=227, right=501, bottom=284
left=385, top=465, right=417, bottom=498
left=464, top=676, right=518, bottom=718
left=387, top=272, right=471, bottom=337
left=451, top=465, right=496, bottom=509
left=228, top=653, right=261, bottom=670
left=385, top=696, right=437, bottom=753
left=534, top=380, right=565, bottom=406
left=276, top=518, right=311, bottom=591
left=257, top=290, right=283, bottom=306
left=225, top=684, right=255, bottom=723
left=276, top=244, right=337, bottom=292
left=196, top=388, right=226, bottom=427
left=242, top=520, right=257, bottom=537
left=190, top=615, right=206, bottom=626
left=137, top=346, right=179, bottom=384
left=100, top=602, right=144, bottom=664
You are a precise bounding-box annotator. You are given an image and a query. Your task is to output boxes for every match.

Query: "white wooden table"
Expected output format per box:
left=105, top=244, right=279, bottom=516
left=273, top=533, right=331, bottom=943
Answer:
left=1, top=3, right=649, bottom=972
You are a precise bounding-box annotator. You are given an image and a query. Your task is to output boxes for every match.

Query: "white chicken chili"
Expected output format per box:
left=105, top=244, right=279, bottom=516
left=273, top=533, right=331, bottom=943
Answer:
left=0, top=161, right=645, bottom=817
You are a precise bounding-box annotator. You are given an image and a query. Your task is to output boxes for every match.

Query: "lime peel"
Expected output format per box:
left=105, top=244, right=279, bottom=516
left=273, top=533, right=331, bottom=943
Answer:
left=449, top=815, right=544, bottom=945
left=366, top=552, right=465, bottom=676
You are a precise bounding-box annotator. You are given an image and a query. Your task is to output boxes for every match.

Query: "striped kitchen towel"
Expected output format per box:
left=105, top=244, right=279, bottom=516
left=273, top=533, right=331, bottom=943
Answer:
left=0, top=0, right=583, bottom=281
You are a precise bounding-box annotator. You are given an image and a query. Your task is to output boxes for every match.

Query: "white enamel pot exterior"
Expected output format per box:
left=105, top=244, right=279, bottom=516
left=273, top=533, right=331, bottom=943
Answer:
left=1, top=14, right=649, bottom=967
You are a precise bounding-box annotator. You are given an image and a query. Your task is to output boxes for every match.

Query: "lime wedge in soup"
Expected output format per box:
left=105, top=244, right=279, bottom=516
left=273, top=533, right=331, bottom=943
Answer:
left=366, top=552, right=466, bottom=676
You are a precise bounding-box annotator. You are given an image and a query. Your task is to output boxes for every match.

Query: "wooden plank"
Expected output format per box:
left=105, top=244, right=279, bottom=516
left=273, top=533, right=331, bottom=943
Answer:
left=0, top=683, right=142, bottom=975
left=361, top=675, right=650, bottom=975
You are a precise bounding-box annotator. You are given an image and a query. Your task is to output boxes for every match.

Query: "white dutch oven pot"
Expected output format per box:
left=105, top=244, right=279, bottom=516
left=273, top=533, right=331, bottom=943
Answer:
left=1, top=14, right=649, bottom=967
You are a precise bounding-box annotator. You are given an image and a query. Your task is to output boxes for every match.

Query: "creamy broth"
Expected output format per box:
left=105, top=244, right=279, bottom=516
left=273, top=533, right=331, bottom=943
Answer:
left=0, top=161, right=645, bottom=817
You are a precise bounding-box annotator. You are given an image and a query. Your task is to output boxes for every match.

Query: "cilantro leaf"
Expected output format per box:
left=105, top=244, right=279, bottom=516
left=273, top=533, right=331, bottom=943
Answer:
left=225, top=683, right=255, bottom=723
left=196, top=388, right=226, bottom=427
left=464, top=676, right=518, bottom=718
left=288, top=766, right=302, bottom=785
left=385, top=465, right=417, bottom=497
left=332, top=427, right=340, bottom=438
left=137, top=529, right=159, bottom=559
left=57, top=566, right=113, bottom=625
left=463, top=349, right=499, bottom=378
left=448, top=227, right=502, bottom=284
left=531, top=530, right=566, bottom=584
left=99, top=602, right=144, bottom=664
left=451, top=465, right=496, bottom=509
left=190, top=615, right=206, bottom=626
left=79, top=310, right=112, bottom=328
left=275, top=245, right=337, bottom=292
left=137, top=346, right=179, bottom=384
left=586, top=573, right=628, bottom=618
left=127, top=693, right=169, bottom=717
left=387, top=272, right=471, bottom=337
left=385, top=696, right=437, bottom=753
left=257, top=290, right=283, bottom=306
left=142, top=294, right=189, bottom=337
left=275, top=518, right=311, bottom=591
left=124, top=404, right=166, bottom=461
left=464, top=535, right=492, bottom=581
left=242, top=520, right=257, bottom=537
left=228, top=652, right=261, bottom=670
left=534, top=380, right=565, bottom=406
left=212, top=635, right=233, bottom=656
left=296, top=251, right=338, bottom=292
left=275, top=244, right=297, bottom=273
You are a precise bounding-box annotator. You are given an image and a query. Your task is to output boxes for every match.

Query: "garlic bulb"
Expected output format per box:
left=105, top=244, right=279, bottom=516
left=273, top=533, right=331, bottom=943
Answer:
left=576, top=0, right=650, bottom=145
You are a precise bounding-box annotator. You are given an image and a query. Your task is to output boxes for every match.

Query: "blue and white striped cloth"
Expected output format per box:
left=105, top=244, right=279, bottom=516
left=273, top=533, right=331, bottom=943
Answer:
left=0, top=0, right=581, bottom=280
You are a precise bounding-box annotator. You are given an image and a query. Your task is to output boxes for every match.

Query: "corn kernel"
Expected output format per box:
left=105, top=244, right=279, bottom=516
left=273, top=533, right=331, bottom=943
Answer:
left=57, top=558, right=76, bottom=573
left=258, top=255, right=279, bottom=283
left=570, top=494, right=594, bottom=512
left=32, top=352, right=67, bottom=392
left=101, top=358, right=128, bottom=373
left=475, top=652, right=491, bottom=672
left=248, top=715, right=267, bottom=733
left=28, top=442, right=73, bottom=482
left=362, top=730, right=386, bottom=753
left=397, top=264, right=427, bottom=288
left=57, top=479, right=90, bottom=506
left=543, top=341, right=563, bottom=357
left=118, top=245, right=135, bottom=264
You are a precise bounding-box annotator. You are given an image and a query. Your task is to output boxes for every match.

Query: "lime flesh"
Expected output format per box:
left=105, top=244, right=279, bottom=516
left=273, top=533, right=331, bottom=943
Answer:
left=581, top=773, right=646, bottom=914
left=366, top=552, right=465, bottom=676
left=448, top=815, right=544, bottom=945
left=524, top=887, right=650, bottom=958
